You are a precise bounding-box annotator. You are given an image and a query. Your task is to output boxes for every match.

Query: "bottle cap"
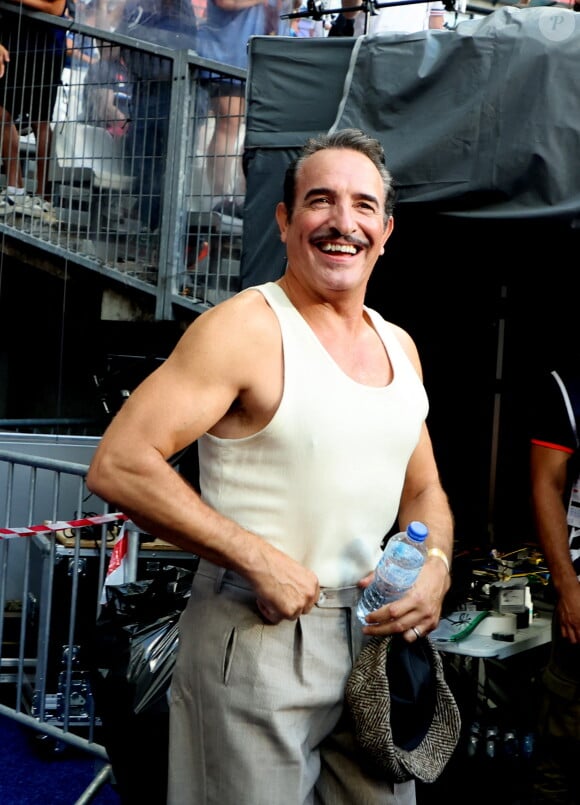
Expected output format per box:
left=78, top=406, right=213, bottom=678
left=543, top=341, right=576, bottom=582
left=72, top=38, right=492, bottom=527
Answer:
left=407, top=521, right=428, bottom=542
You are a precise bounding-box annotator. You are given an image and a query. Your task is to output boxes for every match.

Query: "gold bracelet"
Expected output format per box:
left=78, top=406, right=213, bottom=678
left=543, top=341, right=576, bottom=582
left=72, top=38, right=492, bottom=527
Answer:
left=427, top=547, right=450, bottom=574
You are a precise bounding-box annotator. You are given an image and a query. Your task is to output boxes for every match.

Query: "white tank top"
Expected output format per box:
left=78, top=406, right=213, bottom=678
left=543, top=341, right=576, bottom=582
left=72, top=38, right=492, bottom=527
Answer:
left=198, top=282, right=429, bottom=587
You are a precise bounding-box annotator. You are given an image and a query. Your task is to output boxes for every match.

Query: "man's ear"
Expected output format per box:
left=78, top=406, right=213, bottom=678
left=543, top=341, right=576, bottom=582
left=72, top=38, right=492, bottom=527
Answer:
left=380, top=216, right=394, bottom=254
left=275, top=201, right=289, bottom=243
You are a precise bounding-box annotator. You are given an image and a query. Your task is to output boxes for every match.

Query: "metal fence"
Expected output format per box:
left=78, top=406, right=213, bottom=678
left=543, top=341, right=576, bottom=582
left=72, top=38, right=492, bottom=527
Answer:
left=0, top=441, right=196, bottom=800
left=0, top=6, right=246, bottom=320
left=0, top=419, right=103, bottom=436
left=0, top=446, right=113, bottom=798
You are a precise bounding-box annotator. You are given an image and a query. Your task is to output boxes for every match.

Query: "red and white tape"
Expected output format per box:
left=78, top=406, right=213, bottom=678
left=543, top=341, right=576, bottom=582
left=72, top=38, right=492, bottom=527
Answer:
left=0, top=512, right=128, bottom=540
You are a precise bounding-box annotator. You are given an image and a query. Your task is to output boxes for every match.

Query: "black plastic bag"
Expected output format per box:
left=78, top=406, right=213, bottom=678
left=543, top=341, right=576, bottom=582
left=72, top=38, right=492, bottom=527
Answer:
left=89, top=564, right=195, bottom=805
left=93, top=567, right=193, bottom=714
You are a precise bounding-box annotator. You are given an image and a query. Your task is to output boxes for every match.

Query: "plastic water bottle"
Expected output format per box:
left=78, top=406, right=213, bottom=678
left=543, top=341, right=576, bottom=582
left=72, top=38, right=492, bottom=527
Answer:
left=356, top=521, right=428, bottom=625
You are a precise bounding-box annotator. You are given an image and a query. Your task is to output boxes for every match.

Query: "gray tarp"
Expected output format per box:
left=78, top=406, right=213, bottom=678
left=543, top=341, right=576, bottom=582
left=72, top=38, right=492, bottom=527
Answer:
left=331, top=7, right=580, bottom=215
left=242, top=6, right=580, bottom=287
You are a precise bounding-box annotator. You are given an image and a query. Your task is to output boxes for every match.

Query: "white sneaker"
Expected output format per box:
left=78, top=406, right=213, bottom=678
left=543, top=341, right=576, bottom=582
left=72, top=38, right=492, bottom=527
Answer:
left=0, top=190, right=56, bottom=223
left=29, top=196, right=57, bottom=224
left=0, top=189, right=18, bottom=216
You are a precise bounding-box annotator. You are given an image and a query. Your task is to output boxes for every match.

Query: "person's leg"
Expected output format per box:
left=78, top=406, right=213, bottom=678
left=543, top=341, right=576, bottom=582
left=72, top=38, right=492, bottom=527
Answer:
left=127, top=77, right=170, bottom=231
left=31, top=51, right=63, bottom=204
left=532, top=618, right=580, bottom=804
left=20, top=119, right=57, bottom=222
left=0, top=49, right=24, bottom=192
left=314, top=604, right=414, bottom=805
left=532, top=692, right=580, bottom=804
left=206, top=87, right=245, bottom=201
left=30, top=120, right=53, bottom=200
left=168, top=566, right=331, bottom=805
left=17, top=31, right=63, bottom=218
left=0, top=105, right=24, bottom=190
left=0, top=104, right=38, bottom=217
left=316, top=713, right=415, bottom=805
left=0, top=116, right=54, bottom=219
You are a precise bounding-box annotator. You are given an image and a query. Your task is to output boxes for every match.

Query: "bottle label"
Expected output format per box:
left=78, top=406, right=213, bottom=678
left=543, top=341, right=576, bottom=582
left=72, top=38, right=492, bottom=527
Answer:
left=383, top=565, right=420, bottom=590
left=378, top=542, right=424, bottom=591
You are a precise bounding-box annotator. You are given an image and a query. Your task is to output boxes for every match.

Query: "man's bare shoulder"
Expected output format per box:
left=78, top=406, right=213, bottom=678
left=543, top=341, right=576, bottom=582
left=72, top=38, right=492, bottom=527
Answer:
left=195, top=287, right=276, bottom=334
left=175, top=287, right=279, bottom=363
left=369, top=312, right=422, bottom=374
left=368, top=309, right=416, bottom=351
left=387, top=320, right=415, bottom=348
left=171, top=287, right=283, bottom=435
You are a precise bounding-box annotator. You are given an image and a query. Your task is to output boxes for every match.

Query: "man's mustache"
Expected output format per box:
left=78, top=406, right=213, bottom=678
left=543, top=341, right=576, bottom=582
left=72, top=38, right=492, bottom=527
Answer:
left=310, top=228, right=369, bottom=249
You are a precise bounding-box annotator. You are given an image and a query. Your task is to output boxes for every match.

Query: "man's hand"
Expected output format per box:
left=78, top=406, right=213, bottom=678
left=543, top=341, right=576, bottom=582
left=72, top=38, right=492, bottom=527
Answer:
left=249, top=546, right=321, bottom=624
left=557, top=584, right=580, bottom=644
left=358, top=558, right=451, bottom=641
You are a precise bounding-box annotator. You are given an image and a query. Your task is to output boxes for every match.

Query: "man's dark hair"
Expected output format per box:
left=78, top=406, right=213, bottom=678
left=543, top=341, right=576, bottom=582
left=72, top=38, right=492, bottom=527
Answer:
left=282, top=128, right=395, bottom=223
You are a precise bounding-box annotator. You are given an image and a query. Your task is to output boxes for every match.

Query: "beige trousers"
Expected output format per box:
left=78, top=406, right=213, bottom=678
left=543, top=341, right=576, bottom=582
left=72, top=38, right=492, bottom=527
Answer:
left=168, top=559, right=415, bottom=805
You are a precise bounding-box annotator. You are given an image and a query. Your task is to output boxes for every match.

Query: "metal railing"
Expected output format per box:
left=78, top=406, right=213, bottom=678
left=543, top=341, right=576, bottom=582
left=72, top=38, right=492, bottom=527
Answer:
left=0, top=446, right=113, bottom=797
left=0, top=440, right=198, bottom=800
left=0, top=440, right=163, bottom=803
left=0, top=419, right=104, bottom=436
left=0, top=6, right=246, bottom=320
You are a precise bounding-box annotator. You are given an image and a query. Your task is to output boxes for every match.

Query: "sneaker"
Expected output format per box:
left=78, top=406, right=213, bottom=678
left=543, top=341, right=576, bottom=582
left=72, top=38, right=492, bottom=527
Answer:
left=0, top=191, right=56, bottom=223
left=0, top=189, right=18, bottom=216
left=212, top=197, right=244, bottom=221
left=27, top=196, right=58, bottom=224
left=212, top=197, right=244, bottom=235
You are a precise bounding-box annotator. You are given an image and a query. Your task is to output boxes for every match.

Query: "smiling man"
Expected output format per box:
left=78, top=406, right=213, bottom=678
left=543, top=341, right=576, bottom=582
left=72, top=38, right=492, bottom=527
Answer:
left=87, top=127, right=454, bottom=805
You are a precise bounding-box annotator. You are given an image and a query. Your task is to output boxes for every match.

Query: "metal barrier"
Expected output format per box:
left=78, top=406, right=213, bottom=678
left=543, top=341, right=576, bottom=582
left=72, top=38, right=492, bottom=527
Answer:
left=0, top=419, right=103, bottom=436
left=0, top=5, right=246, bottom=320
left=0, top=446, right=131, bottom=800
left=0, top=442, right=198, bottom=800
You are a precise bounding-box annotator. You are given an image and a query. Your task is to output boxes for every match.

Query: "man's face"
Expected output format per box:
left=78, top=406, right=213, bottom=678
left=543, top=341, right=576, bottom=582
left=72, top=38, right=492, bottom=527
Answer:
left=276, top=148, right=394, bottom=295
